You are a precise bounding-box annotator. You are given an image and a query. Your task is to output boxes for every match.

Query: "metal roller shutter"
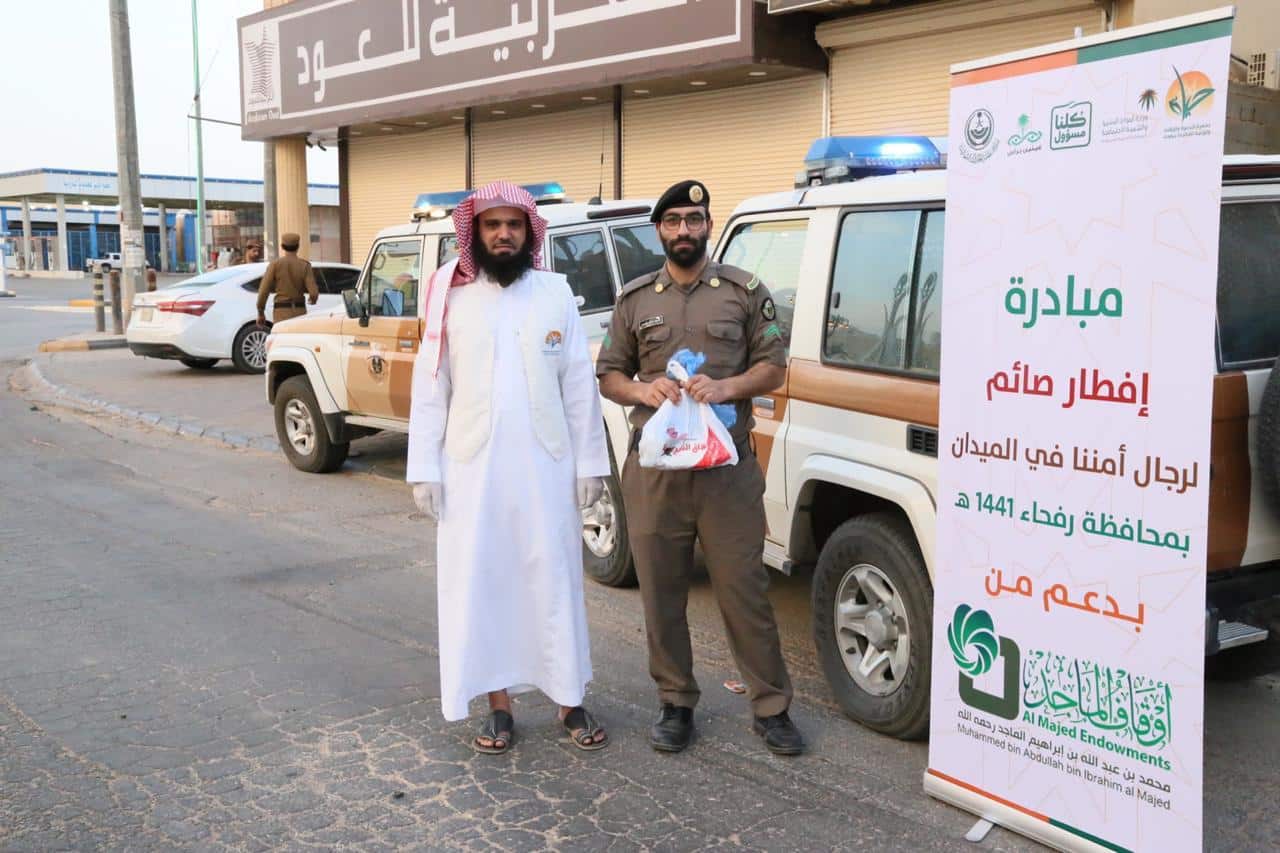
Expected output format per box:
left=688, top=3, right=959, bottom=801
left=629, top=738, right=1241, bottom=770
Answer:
left=822, top=0, right=1104, bottom=137
left=472, top=105, right=616, bottom=204
left=347, top=127, right=466, bottom=263
left=623, top=76, right=825, bottom=236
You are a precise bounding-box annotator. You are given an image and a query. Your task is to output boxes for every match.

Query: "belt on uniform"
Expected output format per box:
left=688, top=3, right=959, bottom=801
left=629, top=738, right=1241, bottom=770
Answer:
left=275, top=300, right=305, bottom=308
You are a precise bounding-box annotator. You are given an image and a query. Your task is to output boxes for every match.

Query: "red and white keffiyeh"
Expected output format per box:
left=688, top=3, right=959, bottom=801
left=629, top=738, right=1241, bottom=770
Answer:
left=421, top=181, right=549, bottom=377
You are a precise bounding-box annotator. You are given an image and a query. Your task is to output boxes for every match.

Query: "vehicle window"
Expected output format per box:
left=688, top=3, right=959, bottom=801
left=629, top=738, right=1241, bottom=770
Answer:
left=610, top=223, right=665, bottom=286
left=825, top=211, right=921, bottom=371
left=720, top=218, right=809, bottom=347
left=552, top=229, right=616, bottom=313
left=240, top=278, right=263, bottom=294
left=439, top=235, right=459, bottom=266
left=909, top=211, right=945, bottom=374
left=366, top=239, right=422, bottom=318
left=323, top=267, right=359, bottom=294
left=1217, top=201, right=1280, bottom=368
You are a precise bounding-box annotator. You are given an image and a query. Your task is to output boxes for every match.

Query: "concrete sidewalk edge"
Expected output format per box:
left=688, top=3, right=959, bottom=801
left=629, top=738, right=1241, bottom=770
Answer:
left=39, top=336, right=128, bottom=353
left=18, top=359, right=279, bottom=454
left=16, top=359, right=387, bottom=479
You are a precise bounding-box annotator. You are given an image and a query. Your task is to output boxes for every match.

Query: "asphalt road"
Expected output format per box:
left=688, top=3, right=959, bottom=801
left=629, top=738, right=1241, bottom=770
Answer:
left=3, top=289, right=1279, bottom=851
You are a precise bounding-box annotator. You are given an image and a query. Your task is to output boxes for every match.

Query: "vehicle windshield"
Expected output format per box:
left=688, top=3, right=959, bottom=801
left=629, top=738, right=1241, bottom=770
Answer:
left=166, top=267, right=254, bottom=288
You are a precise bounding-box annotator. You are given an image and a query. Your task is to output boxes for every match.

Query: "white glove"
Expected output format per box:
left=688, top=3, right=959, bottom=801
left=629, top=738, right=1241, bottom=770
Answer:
left=577, top=477, right=604, bottom=509
left=412, top=482, right=443, bottom=520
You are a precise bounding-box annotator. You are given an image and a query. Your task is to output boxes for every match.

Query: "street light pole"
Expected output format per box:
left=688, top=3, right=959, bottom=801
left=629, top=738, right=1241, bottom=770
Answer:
left=108, top=0, right=144, bottom=323
left=191, top=0, right=206, bottom=273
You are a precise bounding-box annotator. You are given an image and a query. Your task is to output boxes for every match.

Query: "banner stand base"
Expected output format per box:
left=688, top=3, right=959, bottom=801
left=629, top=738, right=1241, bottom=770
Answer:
left=923, top=771, right=1111, bottom=853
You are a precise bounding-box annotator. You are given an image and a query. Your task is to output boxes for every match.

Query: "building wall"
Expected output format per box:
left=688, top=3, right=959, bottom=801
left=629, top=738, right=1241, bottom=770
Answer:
left=623, top=76, right=826, bottom=235
left=820, top=0, right=1106, bottom=137
left=1117, top=0, right=1280, bottom=60
left=472, top=104, right=617, bottom=204
left=347, top=127, right=468, bottom=263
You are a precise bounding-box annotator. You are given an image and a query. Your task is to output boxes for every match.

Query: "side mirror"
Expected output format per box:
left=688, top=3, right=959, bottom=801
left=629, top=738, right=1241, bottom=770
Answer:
left=343, top=288, right=369, bottom=327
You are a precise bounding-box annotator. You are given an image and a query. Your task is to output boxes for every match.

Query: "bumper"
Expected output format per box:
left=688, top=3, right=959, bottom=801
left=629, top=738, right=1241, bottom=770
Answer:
left=128, top=342, right=192, bottom=360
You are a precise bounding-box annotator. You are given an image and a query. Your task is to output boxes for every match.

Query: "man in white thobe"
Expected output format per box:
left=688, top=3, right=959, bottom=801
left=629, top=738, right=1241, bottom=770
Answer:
left=407, top=181, right=611, bottom=753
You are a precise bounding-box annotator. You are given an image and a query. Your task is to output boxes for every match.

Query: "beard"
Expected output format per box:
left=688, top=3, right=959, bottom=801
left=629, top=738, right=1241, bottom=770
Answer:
left=661, top=233, right=708, bottom=269
left=472, top=232, right=535, bottom=287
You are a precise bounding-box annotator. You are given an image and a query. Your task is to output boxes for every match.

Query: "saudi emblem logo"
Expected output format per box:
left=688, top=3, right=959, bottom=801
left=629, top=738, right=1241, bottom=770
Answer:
left=950, top=603, right=1021, bottom=720
left=959, top=109, right=998, bottom=163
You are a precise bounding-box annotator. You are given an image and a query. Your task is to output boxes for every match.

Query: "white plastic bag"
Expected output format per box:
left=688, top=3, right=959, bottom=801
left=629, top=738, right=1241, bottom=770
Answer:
left=638, top=358, right=739, bottom=471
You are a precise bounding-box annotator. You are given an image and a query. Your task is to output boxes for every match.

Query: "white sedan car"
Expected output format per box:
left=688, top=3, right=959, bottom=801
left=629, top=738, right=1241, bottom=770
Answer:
left=126, top=261, right=360, bottom=373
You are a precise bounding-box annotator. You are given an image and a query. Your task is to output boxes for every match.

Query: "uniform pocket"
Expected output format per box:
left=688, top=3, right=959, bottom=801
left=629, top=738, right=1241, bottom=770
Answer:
left=639, top=324, right=672, bottom=362
left=705, top=320, right=744, bottom=370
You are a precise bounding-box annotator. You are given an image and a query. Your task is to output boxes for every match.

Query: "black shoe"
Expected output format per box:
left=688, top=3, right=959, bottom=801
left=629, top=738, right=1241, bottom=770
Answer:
left=650, top=704, right=695, bottom=753
left=752, top=710, right=805, bottom=756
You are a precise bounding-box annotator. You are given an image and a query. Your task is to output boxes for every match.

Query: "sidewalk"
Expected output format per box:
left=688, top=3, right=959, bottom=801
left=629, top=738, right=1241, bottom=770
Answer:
left=21, top=348, right=408, bottom=478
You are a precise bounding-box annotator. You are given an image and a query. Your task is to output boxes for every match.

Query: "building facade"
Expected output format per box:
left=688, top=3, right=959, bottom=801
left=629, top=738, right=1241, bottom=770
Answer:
left=241, top=0, right=1279, bottom=264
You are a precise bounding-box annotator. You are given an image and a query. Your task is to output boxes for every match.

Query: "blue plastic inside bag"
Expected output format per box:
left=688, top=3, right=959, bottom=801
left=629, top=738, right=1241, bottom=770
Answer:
left=668, top=348, right=737, bottom=429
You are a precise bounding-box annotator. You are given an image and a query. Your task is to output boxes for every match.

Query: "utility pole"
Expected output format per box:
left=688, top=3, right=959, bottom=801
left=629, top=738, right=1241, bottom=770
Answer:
left=191, top=0, right=207, bottom=273
left=108, top=0, right=144, bottom=324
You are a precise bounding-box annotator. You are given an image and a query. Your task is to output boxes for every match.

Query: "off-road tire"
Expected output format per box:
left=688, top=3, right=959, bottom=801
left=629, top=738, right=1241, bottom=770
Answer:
left=811, top=512, right=933, bottom=740
left=274, top=375, right=349, bottom=474
left=582, top=439, right=636, bottom=587
left=1256, top=364, right=1280, bottom=511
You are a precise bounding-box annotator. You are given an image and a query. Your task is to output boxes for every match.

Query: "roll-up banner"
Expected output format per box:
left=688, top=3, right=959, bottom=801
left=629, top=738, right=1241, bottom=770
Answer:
left=927, top=8, right=1234, bottom=852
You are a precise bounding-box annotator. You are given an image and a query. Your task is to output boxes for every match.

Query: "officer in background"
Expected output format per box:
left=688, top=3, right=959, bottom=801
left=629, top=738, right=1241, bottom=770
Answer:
left=596, top=180, right=804, bottom=756
left=256, top=232, right=318, bottom=328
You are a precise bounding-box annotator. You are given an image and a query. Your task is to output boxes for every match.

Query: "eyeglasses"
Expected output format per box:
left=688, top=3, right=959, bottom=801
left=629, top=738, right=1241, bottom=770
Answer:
left=659, top=212, right=708, bottom=231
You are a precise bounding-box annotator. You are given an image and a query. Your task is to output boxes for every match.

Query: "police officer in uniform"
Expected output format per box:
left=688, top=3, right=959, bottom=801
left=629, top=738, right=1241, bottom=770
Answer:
left=596, top=180, right=804, bottom=755
left=256, top=233, right=318, bottom=327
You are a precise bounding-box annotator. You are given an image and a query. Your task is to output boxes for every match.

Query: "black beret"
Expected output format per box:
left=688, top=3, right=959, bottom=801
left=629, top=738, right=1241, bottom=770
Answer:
left=651, top=180, right=710, bottom=223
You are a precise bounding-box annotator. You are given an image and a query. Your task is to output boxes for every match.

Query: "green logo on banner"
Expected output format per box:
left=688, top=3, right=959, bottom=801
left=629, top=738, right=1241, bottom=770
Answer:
left=950, top=604, right=1022, bottom=720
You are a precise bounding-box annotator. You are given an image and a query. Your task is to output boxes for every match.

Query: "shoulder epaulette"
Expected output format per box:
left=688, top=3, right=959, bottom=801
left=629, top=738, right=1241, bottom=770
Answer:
left=713, top=263, right=760, bottom=292
left=618, top=270, right=662, bottom=300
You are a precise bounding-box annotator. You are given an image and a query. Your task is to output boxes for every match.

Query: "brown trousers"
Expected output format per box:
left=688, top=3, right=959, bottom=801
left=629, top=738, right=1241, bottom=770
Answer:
left=271, top=305, right=306, bottom=323
left=621, top=440, right=793, bottom=718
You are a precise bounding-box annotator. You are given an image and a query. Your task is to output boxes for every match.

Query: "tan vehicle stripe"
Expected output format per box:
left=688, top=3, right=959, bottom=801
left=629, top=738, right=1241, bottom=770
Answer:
left=788, top=358, right=940, bottom=427
left=751, top=393, right=788, bottom=478
left=1208, top=372, right=1250, bottom=572
left=784, top=359, right=1251, bottom=574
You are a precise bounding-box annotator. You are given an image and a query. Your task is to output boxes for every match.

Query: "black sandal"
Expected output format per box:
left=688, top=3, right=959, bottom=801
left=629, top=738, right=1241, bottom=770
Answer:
left=562, top=706, right=609, bottom=751
left=473, top=709, right=515, bottom=754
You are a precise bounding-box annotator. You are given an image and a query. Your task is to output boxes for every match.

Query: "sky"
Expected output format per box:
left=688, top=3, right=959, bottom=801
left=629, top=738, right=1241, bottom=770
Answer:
left=0, top=0, right=337, bottom=184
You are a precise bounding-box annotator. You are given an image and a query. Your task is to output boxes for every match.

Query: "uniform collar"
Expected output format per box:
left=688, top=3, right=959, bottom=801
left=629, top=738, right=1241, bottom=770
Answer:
left=658, top=257, right=714, bottom=292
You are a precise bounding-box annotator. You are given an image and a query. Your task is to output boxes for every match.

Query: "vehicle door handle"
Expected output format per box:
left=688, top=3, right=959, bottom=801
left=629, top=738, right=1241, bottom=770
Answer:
left=351, top=340, right=370, bottom=348
left=398, top=339, right=416, bottom=349
left=599, top=320, right=610, bottom=328
left=753, top=396, right=775, bottom=412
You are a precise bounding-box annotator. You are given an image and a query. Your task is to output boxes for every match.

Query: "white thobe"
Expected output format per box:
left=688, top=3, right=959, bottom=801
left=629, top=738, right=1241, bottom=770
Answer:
left=406, top=268, right=610, bottom=721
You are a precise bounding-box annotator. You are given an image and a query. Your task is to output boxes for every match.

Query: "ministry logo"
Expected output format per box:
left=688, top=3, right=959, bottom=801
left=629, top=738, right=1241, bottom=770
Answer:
left=959, top=109, right=998, bottom=163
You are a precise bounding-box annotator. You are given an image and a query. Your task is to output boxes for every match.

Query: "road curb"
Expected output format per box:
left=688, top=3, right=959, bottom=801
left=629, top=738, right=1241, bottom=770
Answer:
left=18, top=359, right=277, bottom=454
left=17, top=359, right=392, bottom=479
left=38, top=337, right=128, bottom=353
left=68, top=298, right=113, bottom=308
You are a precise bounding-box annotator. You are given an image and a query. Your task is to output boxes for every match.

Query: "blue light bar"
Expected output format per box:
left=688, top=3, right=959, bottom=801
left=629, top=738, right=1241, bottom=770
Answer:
left=796, top=136, right=943, bottom=187
left=412, top=182, right=568, bottom=220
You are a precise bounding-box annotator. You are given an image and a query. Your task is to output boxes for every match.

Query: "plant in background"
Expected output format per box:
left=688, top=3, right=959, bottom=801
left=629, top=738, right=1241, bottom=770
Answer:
left=1166, top=67, right=1215, bottom=121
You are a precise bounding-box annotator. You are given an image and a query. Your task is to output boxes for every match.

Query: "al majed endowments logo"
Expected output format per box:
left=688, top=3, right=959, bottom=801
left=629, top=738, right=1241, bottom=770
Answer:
left=949, top=604, right=1021, bottom=720
left=959, top=108, right=998, bottom=162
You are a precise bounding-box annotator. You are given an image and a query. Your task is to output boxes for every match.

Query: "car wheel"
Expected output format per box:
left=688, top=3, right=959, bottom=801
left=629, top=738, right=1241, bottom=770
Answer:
left=232, top=323, right=270, bottom=374
left=811, top=513, right=933, bottom=740
left=274, top=376, right=348, bottom=474
left=179, top=357, right=218, bottom=370
left=582, top=439, right=636, bottom=587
